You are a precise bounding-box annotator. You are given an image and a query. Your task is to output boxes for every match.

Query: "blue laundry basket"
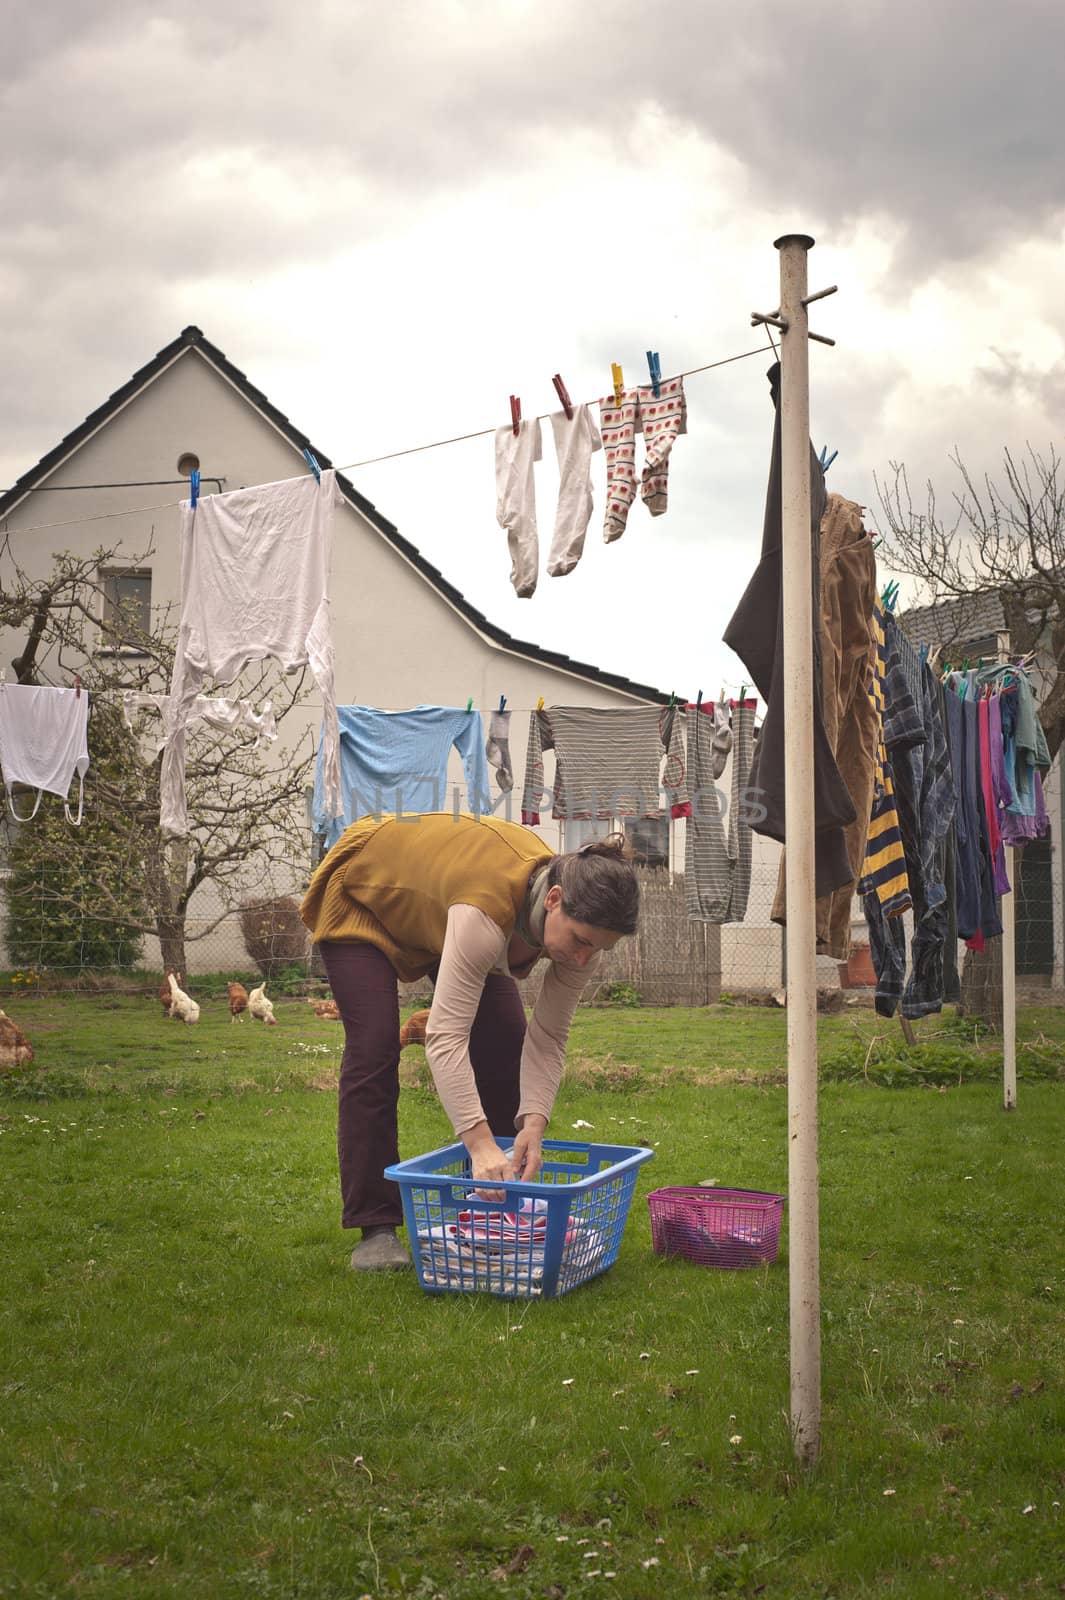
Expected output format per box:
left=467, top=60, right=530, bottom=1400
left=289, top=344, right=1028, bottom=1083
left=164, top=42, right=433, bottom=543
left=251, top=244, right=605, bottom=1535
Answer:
left=384, top=1139, right=654, bottom=1299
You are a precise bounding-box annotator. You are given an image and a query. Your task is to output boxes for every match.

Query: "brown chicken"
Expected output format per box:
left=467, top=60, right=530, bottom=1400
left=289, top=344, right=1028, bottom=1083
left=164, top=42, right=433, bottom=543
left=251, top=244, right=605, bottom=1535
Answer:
left=399, top=1009, right=431, bottom=1048
left=159, top=969, right=182, bottom=1016
left=228, top=982, right=249, bottom=1022
left=0, top=1009, right=34, bottom=1070
left=307, top=997, right=341, bottom=1020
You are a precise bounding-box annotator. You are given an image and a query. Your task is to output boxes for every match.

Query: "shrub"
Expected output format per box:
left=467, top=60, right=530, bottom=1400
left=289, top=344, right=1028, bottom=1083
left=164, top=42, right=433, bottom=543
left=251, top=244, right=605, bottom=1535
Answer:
left=599, top=980, right=642, bottom=1007
left=3, top=706, right=147, bottom=973
left=239, top=896, right=310, bottom=979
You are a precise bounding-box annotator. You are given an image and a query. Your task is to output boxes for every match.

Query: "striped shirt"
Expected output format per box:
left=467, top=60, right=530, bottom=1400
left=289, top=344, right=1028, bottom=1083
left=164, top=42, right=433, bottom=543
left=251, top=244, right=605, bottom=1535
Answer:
left=857, top=599, right=912, bottom=915
left=521, top=705, right=691, bottom=824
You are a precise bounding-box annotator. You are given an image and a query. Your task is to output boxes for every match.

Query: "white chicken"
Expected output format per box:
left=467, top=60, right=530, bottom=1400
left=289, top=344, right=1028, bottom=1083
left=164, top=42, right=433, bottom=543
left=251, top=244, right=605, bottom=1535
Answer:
left=167, top=971, right=201, bottom=1025
left=247, top=982, right=277, bottom=1026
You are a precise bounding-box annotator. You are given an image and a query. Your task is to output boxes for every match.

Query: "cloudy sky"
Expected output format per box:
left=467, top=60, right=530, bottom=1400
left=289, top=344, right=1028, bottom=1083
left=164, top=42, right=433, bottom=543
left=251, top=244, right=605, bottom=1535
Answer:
left=4, top=0, right=1064, bottom=702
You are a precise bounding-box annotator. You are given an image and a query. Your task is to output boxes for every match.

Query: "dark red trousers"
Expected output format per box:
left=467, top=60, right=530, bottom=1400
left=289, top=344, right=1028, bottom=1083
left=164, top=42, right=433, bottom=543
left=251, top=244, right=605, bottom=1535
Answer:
left=317, top=941, right=527, bottom=1229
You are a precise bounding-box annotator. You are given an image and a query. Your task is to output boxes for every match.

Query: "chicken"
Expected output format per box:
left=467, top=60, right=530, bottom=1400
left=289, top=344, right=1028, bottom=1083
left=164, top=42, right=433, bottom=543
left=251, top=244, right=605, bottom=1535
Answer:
left=307, top=997, right=340, bottom=1020
left=0, top=1009, right=34, bottom=1070
left=227, top=982, right=249, bottom=1022
left=247, top=982, right=277, bottom=1026
left=399, top=1008, right=431, bottom=1048
left=159, top=968, right=182, bottom=1016
left=167, top=971, right=200, bottom=1025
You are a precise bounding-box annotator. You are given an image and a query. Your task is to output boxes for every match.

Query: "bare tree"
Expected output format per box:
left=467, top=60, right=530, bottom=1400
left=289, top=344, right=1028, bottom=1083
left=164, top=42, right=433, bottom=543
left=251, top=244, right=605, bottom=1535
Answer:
left=0, top=534, right=315, bottom=975
left=876, top=447, right=1063, bottom=1022
left=877, top=445, right=1065, bottom=758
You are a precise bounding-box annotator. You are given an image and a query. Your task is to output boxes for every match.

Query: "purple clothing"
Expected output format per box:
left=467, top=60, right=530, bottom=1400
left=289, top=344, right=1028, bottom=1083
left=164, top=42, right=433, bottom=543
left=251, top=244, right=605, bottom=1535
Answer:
left=979, top=698, right=1011, bottom=896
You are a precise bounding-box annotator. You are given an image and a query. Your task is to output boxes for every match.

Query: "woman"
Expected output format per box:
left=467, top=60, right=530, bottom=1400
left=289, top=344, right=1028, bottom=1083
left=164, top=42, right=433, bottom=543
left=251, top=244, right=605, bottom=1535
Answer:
left=300, top=811, right=640, bottom=1270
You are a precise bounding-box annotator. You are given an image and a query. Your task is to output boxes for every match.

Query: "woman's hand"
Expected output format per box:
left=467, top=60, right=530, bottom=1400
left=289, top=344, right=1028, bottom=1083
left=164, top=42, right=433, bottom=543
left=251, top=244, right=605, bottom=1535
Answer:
left=511, top=1114, right=548, bottom=1183
left=462, top=1122, right=515, bottom=1201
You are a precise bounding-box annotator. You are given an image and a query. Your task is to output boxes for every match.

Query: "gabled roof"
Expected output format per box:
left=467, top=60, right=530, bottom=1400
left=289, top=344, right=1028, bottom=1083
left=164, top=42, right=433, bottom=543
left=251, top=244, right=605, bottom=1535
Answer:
left=900, top=590, right=1007, bottom=651
left=1, top=326, right=669, bottom=704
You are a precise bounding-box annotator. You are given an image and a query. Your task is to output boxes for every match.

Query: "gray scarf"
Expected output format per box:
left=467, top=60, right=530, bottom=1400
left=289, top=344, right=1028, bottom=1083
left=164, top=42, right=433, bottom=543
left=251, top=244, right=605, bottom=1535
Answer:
left=514, top=864, right=550, bottom=949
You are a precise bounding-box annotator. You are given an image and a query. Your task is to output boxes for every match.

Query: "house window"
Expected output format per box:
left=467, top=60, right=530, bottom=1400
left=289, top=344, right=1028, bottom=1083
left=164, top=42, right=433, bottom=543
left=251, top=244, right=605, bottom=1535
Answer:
left=563, top=818, right=614, bottom=853
left=563, top=815, right=670, bottom=869
left=625, top=816, right=670, bottom=869
left=99, top=567, right=152, bottom=651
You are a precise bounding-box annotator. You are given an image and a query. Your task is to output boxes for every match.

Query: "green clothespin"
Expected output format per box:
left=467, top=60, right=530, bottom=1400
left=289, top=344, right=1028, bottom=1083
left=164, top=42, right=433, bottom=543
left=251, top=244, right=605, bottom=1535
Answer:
left=465, top=698, right=473, bottom=712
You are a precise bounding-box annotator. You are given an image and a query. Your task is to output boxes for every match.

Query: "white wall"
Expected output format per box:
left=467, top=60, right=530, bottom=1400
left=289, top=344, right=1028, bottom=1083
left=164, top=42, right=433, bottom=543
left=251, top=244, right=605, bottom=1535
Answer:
left=0, top=347, right=665, bottom=973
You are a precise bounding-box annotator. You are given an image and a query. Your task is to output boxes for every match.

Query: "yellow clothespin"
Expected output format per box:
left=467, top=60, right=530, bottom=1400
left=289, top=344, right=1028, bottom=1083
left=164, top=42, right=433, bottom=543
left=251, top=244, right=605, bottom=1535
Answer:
left=611, top=362, right=624, bottom=407
left=536, top=696, right=545, bottom=712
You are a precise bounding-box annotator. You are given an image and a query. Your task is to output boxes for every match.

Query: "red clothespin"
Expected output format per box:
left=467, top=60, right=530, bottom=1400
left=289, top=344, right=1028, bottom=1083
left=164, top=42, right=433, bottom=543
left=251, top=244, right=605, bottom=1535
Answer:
left=510, top=395, right=522, bottom=437
left=74, top=674, right=81, bottom=699
left=552, top=374, right=574, bottom=421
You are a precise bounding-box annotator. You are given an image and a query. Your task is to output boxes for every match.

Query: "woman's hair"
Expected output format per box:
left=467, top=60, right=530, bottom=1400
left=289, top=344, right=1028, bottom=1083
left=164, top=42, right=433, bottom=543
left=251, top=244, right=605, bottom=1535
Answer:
left=546, top=833, right=640, bottom=935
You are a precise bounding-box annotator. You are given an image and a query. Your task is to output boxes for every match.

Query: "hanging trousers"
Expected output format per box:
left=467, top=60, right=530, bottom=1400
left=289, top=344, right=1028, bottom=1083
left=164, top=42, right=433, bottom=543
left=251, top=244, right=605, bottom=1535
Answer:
left=318, top=942, right=527, bottom=1229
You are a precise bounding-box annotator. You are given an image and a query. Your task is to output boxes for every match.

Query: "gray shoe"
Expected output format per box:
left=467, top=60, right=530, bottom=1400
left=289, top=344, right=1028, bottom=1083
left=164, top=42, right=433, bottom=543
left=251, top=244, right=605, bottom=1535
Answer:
left=350, top=1226, right=411, bottom=1272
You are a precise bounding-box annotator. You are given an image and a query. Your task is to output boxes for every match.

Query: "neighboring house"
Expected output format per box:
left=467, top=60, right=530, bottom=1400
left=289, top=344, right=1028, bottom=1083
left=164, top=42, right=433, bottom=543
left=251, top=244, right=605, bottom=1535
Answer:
left=0, top=326, right=678, bottom=973
left=901, top=592, right=1061, bottom=988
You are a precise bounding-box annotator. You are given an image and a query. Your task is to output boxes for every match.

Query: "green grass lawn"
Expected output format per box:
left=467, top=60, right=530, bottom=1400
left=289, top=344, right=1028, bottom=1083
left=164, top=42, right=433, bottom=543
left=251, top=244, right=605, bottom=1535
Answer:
left=2, top=999, right=1064, bottom=1598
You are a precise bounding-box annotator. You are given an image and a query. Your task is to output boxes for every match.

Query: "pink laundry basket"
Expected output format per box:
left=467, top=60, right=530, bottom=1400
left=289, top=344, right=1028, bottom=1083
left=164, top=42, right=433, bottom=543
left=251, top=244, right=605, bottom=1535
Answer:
left=648, top=1186, right=785, bottom=1269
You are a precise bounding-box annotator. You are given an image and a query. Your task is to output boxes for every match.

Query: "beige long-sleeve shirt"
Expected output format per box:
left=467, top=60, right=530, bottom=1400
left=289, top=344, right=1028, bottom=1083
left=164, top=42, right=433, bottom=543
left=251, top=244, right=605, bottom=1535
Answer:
left=426, top=903, right=599, bottom=1136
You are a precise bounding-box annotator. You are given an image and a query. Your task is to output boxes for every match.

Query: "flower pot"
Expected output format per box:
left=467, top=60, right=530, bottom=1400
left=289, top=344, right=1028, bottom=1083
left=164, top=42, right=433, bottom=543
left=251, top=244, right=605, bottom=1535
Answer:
left=840, top=943, right=876, bottom=987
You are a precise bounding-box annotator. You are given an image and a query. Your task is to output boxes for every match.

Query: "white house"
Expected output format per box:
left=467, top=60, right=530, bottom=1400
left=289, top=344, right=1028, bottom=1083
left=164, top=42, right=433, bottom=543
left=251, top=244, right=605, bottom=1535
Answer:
left=0, top=326, right=693, bottom=975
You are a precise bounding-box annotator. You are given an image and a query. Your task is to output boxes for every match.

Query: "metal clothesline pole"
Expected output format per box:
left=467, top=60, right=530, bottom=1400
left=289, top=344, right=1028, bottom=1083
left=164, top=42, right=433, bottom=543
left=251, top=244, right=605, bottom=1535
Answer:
left=776, top=233, right=821, bottom=1465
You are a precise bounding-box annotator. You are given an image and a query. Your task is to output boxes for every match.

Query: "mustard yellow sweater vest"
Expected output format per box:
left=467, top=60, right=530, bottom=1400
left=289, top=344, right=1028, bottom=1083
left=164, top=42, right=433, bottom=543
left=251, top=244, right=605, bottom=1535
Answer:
left=300, top=813, right=554, bottom=982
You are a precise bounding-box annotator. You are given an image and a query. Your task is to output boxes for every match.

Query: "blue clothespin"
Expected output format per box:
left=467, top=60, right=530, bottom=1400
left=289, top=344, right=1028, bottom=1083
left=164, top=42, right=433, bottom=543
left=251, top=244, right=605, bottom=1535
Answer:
left=646, top=350, right=662, bottom=398
left=498, top=695, right=506, bottom=712
left=190, top=469, right=200, bottom=510
left=919, top=643, right=928, bottom=666
left=695, top=689, right=702, bottom=710
left=303, top=448, right=321, bottom=482
left=818, top=445, right=838, bottom=473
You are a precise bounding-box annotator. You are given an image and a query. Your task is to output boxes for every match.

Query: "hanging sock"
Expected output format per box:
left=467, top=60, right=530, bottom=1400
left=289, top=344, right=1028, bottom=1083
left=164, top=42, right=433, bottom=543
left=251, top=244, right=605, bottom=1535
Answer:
left=599, top=387, right=640, bottom=544
left=485, top=708, right=514, bottom=792
left=0, top=683, right=90, bottom=826
left=495, top=418, right=543, bottom=598
left=547, top=404, right=602, bottom=577
left=639, top=375, right=686, bottom=516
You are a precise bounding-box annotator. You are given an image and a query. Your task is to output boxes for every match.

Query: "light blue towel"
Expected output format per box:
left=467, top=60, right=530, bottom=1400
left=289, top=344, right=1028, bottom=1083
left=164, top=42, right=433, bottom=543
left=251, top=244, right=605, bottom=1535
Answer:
left=313, top=705, right=492, bottom=846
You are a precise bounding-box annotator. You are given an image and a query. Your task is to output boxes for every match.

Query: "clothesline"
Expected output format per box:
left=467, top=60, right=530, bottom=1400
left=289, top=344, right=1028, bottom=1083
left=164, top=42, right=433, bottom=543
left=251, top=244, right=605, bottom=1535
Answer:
left=1, top=340, right=775, bottom=539
left=334, top=343, right=774, bottom=471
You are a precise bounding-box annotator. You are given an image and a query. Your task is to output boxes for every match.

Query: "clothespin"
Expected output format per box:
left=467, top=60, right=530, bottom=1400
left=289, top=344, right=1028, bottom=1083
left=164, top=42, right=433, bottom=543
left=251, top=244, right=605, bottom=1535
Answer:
left=190, top=469, right=200, bottom=510
left=667, top=691, right=677, bottom=709
left=646, top=350, right=661, bottom=398
left=552, top=374, right=574, bottom=421
left=611, top=363, right=625, bottom=407
left=695, top=689, right=703, bottom=711
left=871, top=537, right=882, bottom=551
left=718, top=685, right=726, bottom=705
left=818, top=445, right=838, bottom=473
left=303, top=449, right=321, bottom=482
left=509, top=396, right=521, bottom=437
left=536, top=696, right=545, bottom=712
left=739, top=684, right=747, bottom=703
left=465, top=698, right=473, bottom=712
left=74, top=673, right=81, bottom=699
left=919, top=643, right=928, bottom=666
left=498, top=695, right=506, bottom=712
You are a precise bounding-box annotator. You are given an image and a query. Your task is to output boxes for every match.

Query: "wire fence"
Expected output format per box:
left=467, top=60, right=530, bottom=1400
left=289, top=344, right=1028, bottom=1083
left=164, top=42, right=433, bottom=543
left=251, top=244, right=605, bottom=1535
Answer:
left=3, top=850, right=1062, bottom=1040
